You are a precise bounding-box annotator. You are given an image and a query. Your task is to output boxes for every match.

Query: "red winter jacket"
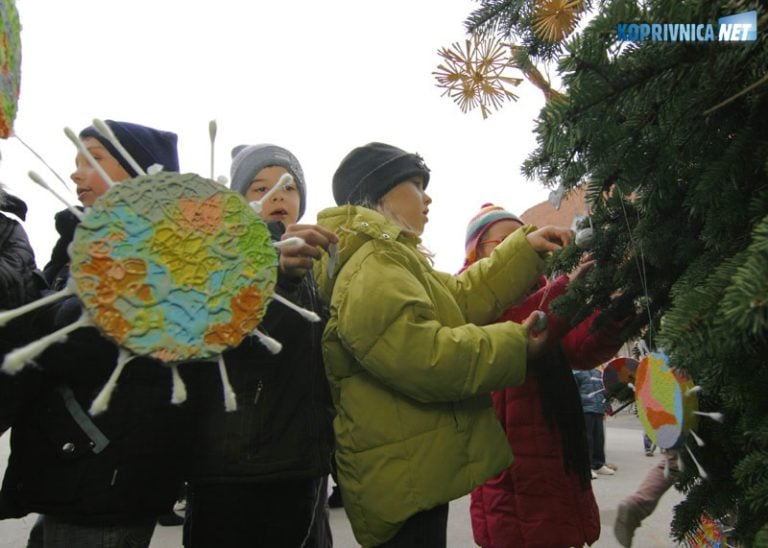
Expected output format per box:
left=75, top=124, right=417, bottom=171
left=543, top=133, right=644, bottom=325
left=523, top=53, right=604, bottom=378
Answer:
left=470, top=275, right=626, bottom=548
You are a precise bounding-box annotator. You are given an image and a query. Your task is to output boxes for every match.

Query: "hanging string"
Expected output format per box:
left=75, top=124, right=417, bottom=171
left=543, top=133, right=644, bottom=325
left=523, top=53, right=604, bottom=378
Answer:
left=617, top=189, right=655, bottom=347
left=14, top=133, right=71, bottom=190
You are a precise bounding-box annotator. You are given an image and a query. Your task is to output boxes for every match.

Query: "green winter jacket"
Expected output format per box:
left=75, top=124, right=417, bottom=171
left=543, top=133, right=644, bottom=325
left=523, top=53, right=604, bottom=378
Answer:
left=314, top=205, right=545, bottom=546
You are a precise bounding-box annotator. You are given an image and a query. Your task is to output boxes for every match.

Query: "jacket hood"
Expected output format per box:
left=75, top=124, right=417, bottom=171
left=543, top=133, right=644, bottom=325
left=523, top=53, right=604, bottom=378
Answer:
left=313, top=205, right=422, bottom=303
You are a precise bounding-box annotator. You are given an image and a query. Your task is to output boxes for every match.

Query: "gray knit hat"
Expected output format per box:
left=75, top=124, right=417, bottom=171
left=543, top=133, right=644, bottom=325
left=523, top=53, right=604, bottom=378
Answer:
left=229, top=144, right=307, bottom=220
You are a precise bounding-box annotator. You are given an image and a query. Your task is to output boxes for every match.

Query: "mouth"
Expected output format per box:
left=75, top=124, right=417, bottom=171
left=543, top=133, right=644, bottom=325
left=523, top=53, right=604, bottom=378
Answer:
left=76, top=188, right=90, bottom=200
left=265, top=208, right=290, bottom=219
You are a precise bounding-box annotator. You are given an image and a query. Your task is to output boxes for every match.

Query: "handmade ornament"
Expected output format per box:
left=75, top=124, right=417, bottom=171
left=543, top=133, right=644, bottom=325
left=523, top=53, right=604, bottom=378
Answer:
left=635, top=352, right=698, bottom=450
left=601, top=355, right=638, bottom=400
left=0, top=120, right=317, bottom=414
left=0, top=0, right=21, bottom=138
left=68, top=173, right=276, bottom=361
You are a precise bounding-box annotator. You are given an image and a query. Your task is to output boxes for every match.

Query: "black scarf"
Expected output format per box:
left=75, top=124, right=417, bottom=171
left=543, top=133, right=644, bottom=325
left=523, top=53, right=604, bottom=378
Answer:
left=530, top=344, right=593, bottom=489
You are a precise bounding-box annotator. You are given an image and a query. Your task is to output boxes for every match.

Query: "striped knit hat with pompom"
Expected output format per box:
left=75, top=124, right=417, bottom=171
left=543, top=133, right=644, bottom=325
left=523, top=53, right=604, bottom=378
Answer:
left=464, top=203, right=524, bottom=265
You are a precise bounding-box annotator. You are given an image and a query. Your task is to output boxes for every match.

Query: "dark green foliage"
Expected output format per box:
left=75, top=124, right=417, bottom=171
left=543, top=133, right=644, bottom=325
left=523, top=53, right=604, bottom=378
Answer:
left=462, top=0, right=768, bottom=542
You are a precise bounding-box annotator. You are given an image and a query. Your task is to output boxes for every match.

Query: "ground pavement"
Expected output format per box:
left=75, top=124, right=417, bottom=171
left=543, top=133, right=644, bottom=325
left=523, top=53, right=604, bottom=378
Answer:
left=0, top=412, right=684, bottom=547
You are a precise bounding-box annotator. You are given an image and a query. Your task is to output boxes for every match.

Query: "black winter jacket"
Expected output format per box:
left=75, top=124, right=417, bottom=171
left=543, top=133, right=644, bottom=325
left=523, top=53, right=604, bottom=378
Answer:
left=186, top=222, right=334, bottom=484
left=0, top=297, right=195, bottom=525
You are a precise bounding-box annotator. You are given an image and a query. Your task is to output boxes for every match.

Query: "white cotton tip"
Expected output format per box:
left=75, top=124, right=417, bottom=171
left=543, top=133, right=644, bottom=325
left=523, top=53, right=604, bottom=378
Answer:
left=253, top=173, right=293, bottom=212
left=694, top=411, right=724, bottom=423
left=218, top=356, right=238, bottom=412
left=273, top=237, right=305, bottom=249
left=586, top=388, right=605, bottom=398
left=250, top=201, right=263, bottom=214
left=685, top=444, right=708, bottom=479
left=252, top=329, right=283, bottom=354
left=64, top=127, right=114, bottom=187
left=327, top=242, right=339, bottom=279
left=216, top=175, right=228, bottom=185
left=0, top=287, right=73, bottom=327
left=690, top=430, right=705, bottom=447
left=271, top=293, right=321, bottom=322
left=677, top=451, right=685, bottom=472
left=170, top=364, right=188, bottom=405
left=663, top=457, right=671, bottom=479
left=208, top=119, right=217, bottom=142
left=28, top=172, right=84, bottom=220
left=1, top=314, right=90, bottom=374
left=93, top=119, right=147, bottom=176
left=147, top=164, right=163, bottom=175
left=627, top=383, right=636, bottom=392
left=533, top=310, right=548, bottom=332
left=686, top=385, right=703, bottom=397
left=89, top=349, right=131, bottom=416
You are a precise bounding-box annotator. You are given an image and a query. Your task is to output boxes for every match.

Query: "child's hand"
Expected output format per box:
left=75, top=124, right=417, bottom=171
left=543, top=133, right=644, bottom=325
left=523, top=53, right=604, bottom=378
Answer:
left=279, top=224, right=339, bottom=279
left=521, top=311, right=549, bottom=360
left=527, top=225, right=574, bottom=254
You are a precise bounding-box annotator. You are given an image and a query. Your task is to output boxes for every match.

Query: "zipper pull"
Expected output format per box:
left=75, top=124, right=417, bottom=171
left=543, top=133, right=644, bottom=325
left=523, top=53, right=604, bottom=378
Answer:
left=254, top=380, right=263, bottom=405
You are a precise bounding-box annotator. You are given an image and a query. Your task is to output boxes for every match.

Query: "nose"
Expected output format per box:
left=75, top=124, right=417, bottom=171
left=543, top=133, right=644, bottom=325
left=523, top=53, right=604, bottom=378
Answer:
left=423, top=192, right=432, bottom=205
left=71, top=166, right=85, bottom=184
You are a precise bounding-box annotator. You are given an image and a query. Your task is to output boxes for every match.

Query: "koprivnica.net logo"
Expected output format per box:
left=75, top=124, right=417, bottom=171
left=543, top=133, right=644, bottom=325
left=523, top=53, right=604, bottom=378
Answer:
left=617, top=10, right=758, bottom=42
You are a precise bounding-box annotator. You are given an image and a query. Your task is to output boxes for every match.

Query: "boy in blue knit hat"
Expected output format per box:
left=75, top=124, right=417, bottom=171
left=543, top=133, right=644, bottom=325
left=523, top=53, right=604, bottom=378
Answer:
left=1, top=120, right=193, bottom=547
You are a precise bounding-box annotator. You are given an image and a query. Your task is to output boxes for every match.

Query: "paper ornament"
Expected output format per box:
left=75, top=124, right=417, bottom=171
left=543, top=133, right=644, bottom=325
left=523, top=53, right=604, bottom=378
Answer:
left=634, top=352, right=699, bottom=450
left=0, top=0, right=21, bottom=138
left=68, top=172, right=277, bottom=362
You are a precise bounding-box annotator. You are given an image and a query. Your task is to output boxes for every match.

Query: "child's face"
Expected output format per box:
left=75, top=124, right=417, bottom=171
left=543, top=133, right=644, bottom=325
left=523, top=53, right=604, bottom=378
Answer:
left=477, top=219, right=524, bottom=259
left=379, top=176, right=431, bottom=235
left=70, top=137, right=131, bottom=207
left=245, top=166, right=300, bottom=225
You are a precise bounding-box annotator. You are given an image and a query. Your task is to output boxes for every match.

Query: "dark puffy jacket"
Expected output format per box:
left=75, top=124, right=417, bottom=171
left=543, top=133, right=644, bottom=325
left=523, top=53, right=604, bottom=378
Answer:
left=42, top=208, right=81, bottom=291
left=186, top=221, right=334, bottom=483
left=0, top=296, right=195, bottom=525
left=574, top=368, right=609, bottom=414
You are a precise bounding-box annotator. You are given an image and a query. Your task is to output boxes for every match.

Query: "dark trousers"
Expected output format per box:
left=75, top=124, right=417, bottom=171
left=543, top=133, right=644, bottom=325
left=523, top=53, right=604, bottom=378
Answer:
left=376, top=504, right=449, bottom=548
left=184, top=477, right=329, bottom=547
left=584, top=412, right=606, bottom=470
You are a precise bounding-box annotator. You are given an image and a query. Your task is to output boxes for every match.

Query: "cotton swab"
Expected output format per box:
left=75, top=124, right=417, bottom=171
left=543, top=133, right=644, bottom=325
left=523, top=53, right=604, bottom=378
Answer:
left=271, top=293, right=321, bottom=322
left=2, top=313, right=92, bottom=374
left=208, top=120, right=217, bottom=181
left=64, top=127, right=114, bottom=188
left=250, top=173, right=293, bottom=214
left=694, top=411, right=724, bottom=423
left=252, top=329, right=283, bottom=354
left=0, top=286, right=74, bottom=327
left=273, top=237, right=306, bottom=250
left=92, top=119, right=146, bottom=176
left=218, top=355, right=238, bottom=412
left=89, top=349, right=132, bottom=415
left=28, top=171, right=84, bottom=221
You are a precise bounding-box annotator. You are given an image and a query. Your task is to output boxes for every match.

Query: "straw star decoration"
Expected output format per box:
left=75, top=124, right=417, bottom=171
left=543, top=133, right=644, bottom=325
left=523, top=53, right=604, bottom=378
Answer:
left=433, top=35, right=523, bottom=119
left=532, top=0, right=584, bottom=43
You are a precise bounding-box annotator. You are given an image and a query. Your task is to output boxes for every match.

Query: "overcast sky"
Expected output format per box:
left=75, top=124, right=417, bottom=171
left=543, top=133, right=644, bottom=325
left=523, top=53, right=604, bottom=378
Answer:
left=1, top=0, right=556, bottom=272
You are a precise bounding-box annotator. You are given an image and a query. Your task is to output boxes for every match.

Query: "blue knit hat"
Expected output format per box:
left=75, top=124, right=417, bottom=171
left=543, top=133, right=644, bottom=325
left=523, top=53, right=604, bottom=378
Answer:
left=79, top=120, right=179, bottom=176
left=229, top=144, right=307, bottom=221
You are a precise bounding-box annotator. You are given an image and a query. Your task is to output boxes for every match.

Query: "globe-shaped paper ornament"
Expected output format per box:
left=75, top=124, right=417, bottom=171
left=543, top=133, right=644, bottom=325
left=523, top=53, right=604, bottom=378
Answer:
left=0, top=0, right=22, bottom=138
left=635, top=352, right=699, bottom=450
left=69, top=172, right=277, bottom=362
left=602, top=356, right=639, bottom=401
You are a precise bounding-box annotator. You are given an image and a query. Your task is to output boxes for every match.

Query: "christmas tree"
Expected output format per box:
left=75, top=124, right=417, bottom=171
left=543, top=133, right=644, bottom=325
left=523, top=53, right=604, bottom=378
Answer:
left=439, top=0, right=768, bottom=543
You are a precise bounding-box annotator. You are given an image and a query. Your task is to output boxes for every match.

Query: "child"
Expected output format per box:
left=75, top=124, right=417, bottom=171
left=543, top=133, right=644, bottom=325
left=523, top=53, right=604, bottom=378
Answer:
left=0, top=120, right=192, bottom=547
left=312, top=142, right=572, bottom=547
left=464, top=203, right=629, bottom=548
left=43, top=120, right=178, bottom=290
left=183, top=144, right=337, bottom=547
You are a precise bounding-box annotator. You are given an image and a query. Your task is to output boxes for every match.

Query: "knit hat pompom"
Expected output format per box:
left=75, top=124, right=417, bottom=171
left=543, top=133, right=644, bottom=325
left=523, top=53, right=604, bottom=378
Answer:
left=332, top=142, right=430, bottom=206
left=79, top=120, right=179, bottom=177
left=229, top=144, right=307, bottom=221
left=464, top=203, right=524, bottom=264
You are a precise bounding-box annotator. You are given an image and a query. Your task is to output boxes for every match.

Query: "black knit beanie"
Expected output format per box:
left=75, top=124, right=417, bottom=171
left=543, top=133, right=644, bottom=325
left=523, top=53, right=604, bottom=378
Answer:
left=79, top=120, right=179, bottom=177
left=332, top=142, right=430, bottom=206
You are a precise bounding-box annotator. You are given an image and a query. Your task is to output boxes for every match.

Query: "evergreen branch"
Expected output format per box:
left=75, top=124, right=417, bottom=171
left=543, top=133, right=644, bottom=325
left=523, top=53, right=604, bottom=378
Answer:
left=702, top=71, right=768, bottom=116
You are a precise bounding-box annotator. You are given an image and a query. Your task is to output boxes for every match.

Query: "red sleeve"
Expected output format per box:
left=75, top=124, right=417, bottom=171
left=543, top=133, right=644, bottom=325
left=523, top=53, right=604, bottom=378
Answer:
left=561, top=310, right=631, bottom=370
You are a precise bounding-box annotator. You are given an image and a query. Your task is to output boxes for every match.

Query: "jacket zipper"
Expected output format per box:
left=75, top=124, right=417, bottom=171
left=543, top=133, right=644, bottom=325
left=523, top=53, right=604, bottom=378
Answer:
left=254, top=380, right=263, bottom=405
